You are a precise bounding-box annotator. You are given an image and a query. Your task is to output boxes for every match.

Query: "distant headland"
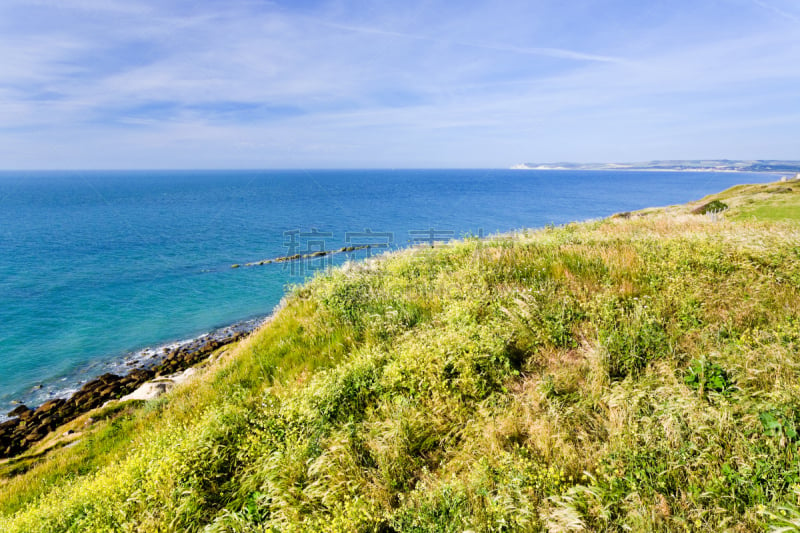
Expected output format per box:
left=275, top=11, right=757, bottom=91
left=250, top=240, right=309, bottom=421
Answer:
left=511, top=159, right=800, bottom=175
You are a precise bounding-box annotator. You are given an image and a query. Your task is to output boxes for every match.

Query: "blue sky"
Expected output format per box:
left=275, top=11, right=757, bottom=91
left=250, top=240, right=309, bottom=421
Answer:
left=0, top=0, right=798, bottom=169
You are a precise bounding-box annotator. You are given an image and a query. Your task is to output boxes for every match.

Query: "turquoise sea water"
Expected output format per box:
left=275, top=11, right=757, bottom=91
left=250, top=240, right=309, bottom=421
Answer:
left=0, top=169, right=774, bottom=415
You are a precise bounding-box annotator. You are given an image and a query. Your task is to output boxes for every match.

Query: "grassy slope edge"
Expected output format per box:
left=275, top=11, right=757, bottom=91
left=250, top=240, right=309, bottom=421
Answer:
left=1, top=178, right=799, bottom=531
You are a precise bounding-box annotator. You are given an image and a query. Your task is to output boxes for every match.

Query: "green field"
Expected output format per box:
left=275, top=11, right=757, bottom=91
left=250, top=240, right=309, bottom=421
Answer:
left=1, top=178, right=799, bottom=531
left=688, top=177, right=800, bottom=222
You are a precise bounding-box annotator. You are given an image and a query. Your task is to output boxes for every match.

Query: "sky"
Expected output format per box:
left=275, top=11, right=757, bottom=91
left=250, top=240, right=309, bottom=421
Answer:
left=0, top=0, right=798, bottom=169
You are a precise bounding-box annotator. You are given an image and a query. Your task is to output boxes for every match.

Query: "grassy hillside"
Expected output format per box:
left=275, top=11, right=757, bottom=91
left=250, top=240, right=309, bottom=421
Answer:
left=1, top=178, right=799, bottom=531
left=688, top=178, right=800, bottom=222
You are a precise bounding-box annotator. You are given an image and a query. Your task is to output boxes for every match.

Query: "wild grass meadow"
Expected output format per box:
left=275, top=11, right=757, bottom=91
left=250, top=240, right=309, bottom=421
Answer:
left=1, top=180, right=799, bottom=531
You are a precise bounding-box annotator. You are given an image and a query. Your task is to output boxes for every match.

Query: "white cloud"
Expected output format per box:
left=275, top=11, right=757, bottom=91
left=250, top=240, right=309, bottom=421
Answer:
left=749, top=0, right=800, bottom=22
left=0, top=0, right=798, bottom=167
left=313, top=20, right=628, bottom=63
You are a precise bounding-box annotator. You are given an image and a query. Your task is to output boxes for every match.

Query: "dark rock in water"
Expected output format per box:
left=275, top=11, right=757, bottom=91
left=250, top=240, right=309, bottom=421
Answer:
left=7, top=405, right=31, bottom=418
left=239, top=244, right=384, bottom=269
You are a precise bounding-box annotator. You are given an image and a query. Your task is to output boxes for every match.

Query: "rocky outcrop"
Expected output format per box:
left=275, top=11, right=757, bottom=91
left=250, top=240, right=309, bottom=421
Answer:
left=0, top=328, right=251, bottom=459
left=236, top=244, right=375, bottom=268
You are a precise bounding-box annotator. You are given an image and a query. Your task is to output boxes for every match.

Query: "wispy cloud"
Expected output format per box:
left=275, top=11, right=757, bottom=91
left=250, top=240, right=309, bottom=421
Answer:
left=749, top=0, right=800, bottom=22
left=0, top=0, right=798, bottom=168
left=315, top=20, right=628, bottom=64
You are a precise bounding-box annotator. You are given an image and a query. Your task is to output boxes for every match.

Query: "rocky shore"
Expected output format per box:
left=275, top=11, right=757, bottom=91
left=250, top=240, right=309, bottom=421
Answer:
left=0, top=321, right=261, bottom=459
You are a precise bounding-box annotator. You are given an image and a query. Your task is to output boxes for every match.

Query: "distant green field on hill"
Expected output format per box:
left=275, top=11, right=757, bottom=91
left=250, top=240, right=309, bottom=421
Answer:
left=692, top=178, right=800, bottom=222
left=1, top=178, right=799, bottom=532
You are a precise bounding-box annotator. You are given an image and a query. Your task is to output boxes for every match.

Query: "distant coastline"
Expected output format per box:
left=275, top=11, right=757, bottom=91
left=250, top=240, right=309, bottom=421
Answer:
left=511, top=159, right=800, bottom=175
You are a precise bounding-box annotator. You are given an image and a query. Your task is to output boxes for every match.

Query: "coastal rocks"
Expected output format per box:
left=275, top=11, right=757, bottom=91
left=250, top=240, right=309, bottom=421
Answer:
left=65, top=372, right=151, bottom=415
left=150, top=332, right=246, bottom=377
left=0, top=325, right=254, bottom=460
left=0, top=376, right=147, bottom=458
left=235, top=244, right=374, bottom=268
left=6, top=405, right=31, bottom=418
left=37, top=398, right=65, bottom=414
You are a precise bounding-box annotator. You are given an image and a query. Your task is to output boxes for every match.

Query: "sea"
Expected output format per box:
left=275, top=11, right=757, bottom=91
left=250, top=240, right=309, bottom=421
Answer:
left=0, top=169, right=776, bottom=417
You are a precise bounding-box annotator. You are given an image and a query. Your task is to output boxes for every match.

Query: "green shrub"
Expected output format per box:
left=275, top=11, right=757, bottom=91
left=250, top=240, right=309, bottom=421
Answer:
left=694, top=199, right=729, bottom=214
left=684, top=359, right=734, bottom=396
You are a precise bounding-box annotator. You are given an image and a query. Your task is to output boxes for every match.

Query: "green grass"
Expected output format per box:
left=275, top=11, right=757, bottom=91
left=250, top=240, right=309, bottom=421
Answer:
left=738, top=201, right=800, bottom=222
left=686, top=177, right=800, bottom=222
left=1, top=179, right=800, bottom=531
